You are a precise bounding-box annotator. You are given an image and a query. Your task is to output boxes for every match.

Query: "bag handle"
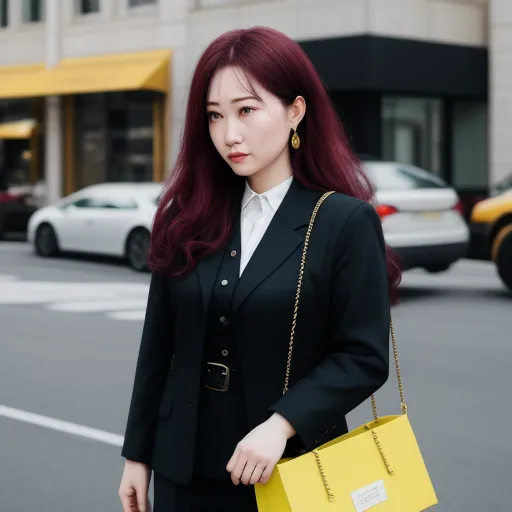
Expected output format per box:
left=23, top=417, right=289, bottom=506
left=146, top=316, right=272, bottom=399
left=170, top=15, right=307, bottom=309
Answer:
left=283, top=192, right=408, bottom=419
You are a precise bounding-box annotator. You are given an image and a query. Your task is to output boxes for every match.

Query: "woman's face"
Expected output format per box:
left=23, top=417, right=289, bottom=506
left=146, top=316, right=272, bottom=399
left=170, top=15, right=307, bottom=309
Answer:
left=207, top=66, right=303, bottom=180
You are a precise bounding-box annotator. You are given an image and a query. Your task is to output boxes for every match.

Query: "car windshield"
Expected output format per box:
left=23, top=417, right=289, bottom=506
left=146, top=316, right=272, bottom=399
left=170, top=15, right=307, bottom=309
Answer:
left=363, top=163, right=448, bottom=191
left=492, top=173, right=512, bottom=195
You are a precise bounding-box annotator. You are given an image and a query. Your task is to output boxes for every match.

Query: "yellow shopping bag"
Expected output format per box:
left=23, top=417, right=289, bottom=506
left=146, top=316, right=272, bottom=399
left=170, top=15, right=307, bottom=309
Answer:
left=255, top=412, right=437, bottom=511
left=255, top=193, right=438, bottom=511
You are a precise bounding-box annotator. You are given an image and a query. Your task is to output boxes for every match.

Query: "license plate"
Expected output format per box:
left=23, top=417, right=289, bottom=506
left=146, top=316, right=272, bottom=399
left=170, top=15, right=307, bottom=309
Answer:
left=419, top=211, right=442, bottom=219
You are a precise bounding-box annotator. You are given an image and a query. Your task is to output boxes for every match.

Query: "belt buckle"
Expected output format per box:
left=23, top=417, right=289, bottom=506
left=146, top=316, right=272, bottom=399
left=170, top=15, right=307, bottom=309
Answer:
left=205, top=362, right=230, bottom=392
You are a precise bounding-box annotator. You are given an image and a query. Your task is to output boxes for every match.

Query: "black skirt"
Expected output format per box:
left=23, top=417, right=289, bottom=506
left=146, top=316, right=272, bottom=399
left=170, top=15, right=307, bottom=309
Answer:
left=153, top=471, right=258, bottom=512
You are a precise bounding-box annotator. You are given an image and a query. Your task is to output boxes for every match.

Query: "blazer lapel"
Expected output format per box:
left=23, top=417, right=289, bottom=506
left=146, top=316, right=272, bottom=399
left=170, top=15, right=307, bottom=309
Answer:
left=232, top=180, right=322, bottom=313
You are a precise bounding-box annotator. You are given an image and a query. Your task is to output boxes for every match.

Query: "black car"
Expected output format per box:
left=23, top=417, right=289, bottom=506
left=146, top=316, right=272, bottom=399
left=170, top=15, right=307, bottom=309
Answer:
left=0, top=190, right=38, bottom=239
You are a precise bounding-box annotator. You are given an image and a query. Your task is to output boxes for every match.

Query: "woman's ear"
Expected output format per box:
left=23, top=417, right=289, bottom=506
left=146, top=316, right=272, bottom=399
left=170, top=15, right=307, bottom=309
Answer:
left=290, top=96, right=306, bottom=130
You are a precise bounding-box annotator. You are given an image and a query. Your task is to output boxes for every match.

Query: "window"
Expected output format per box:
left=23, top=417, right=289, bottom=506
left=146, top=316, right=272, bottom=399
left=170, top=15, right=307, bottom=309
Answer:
left=71, top=196, right=137, bottom=209
left=107, top=92, right=154, bottom=183
left=492, top=173, right=512, bottom=196
left=104, top=197, right=138, bottom=209
left=451, top=101, right=488, bottom=191
left=363, top=163, right=448, bottom=192
left=75, top=92, right=155, bottom=189
left=80, top=0, right=100, bottom=13
left=71, top=197, right=94, bottom=208
left=129, top=0, right=156, bottom=6
left=22, top=0, right=43, bottom=22
left=382, top=97, right=444, bottom=178
left=0, top=0, right=8, bottom=27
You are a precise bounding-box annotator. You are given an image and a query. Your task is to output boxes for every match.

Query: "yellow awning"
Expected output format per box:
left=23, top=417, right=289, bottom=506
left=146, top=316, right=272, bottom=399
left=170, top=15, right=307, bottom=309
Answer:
left=0, top=49, right=171, bottom=99
left=0, top=119, right=37, bottom=139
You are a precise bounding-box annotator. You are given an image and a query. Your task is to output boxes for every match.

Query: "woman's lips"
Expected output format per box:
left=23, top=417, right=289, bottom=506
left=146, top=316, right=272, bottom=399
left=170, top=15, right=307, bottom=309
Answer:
left=228, top=153, right=249, bottom=163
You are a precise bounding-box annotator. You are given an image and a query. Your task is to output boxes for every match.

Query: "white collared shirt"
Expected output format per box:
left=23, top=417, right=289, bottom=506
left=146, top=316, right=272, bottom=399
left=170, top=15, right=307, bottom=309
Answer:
left=239, top=176, right=293, bottom=276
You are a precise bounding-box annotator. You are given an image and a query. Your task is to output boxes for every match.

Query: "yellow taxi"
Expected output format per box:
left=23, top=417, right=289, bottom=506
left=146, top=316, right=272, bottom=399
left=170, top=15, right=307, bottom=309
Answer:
left=470, top=179, right=512, bottom=292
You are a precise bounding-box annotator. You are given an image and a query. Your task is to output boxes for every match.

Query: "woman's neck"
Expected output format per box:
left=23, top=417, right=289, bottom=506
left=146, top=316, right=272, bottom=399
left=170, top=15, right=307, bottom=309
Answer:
left=247, top=151, right=293, bottom=194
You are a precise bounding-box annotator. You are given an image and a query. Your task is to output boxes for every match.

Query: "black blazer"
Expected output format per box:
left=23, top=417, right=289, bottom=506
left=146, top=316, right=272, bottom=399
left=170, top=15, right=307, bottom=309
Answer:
left=121, top=180, right=390, bottom=485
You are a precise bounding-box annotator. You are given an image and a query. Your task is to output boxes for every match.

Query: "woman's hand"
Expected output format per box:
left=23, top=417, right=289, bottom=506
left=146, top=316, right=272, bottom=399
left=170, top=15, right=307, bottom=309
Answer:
left=226, top=413, right=296, bottom=486
left=119, top=459, right=152, bottom=512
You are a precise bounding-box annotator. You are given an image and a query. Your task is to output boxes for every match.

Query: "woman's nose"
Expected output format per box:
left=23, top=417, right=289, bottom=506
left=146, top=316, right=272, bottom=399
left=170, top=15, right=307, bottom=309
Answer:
left=224, top=120, right=243, bottom=146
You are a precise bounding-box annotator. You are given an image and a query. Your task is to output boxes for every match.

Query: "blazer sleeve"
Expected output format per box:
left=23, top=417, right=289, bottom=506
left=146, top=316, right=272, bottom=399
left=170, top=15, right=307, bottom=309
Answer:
left=121, top=273, right=174, bottom=464
left=269, top=201, right=391, bottom=449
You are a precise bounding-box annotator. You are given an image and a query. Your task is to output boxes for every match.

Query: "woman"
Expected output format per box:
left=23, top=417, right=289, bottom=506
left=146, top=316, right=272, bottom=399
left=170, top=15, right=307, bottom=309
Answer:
left=119, top=26, right=401, bottom=512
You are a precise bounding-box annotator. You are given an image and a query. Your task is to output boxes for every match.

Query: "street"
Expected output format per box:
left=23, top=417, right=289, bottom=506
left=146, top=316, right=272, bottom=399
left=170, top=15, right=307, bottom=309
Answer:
left=0, top=241, right=510, bottom=511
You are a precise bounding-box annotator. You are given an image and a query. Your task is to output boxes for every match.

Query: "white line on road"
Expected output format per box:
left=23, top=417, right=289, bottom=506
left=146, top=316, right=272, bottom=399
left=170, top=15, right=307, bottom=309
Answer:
left=0, top=276, right=149, bottom=321
left=47, top=299, right=147, bottom=313
left=107, top=310, right=146, bottom=321
left=0, top=404, right=124, bottom=447
left=0, top=274, right=19, bottom=282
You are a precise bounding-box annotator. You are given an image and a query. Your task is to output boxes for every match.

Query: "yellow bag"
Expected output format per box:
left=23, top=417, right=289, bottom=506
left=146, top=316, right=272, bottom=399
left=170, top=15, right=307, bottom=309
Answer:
left=255, top=193, right=438, bottom=511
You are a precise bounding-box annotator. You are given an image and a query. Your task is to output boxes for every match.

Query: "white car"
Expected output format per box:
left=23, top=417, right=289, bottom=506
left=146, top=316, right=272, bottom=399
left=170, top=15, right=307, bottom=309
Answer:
left=27, top=182, right=163, bottom=271
left=363, top=161, right=470, bottom=272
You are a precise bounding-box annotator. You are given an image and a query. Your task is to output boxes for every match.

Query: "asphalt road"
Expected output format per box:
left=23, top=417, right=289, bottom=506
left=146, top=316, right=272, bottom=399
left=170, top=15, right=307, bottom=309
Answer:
left=0, top=241, right=510, bottom=512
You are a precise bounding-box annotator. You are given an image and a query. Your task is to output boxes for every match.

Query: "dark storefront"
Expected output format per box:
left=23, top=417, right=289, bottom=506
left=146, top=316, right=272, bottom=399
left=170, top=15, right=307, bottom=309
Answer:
left=0, top=49, right=170, bottom=198
left=0, top=99, right=43, bottom=191
left=301, top=35, right=489, bottom=214
left=74, top=91, right=157, bottom=191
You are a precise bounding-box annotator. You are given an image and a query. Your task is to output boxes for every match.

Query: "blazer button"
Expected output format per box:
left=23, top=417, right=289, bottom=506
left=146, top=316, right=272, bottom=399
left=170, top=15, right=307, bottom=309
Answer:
left=220, top=316, right=228, bottom=325
left=221, top=279, right=228, bottom=286
left=222, top=349, right=228, bottom=356
left=230, top=250, right=237, bottom=257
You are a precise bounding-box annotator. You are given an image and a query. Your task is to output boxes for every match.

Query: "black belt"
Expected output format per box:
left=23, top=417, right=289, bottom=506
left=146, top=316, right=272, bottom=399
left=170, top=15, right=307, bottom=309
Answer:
left=203, top=362, right=240, bottom=392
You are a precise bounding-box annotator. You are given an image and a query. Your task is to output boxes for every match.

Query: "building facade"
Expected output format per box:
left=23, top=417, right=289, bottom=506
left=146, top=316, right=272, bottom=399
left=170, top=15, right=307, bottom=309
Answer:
left=0, top=0, right=508, bottom=209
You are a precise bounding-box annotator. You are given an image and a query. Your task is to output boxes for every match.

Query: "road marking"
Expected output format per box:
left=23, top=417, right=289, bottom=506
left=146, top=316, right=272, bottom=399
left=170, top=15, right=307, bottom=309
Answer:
left=0, top=404, right=123, bottom=447
left=401, top=267, right=504, bottom=291
left=0, top=276, right=148, bottom=321
left=47, top=299, right=147, bottom=313
left=0, top=274, right=19, bottom=282
left=108, top=310, right=147, bottom=321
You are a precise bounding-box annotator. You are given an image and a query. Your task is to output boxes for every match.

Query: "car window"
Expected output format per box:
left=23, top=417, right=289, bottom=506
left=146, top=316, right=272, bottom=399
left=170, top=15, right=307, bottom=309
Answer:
left=492, top=173, right=512, bottom=195
left=72, top=198, right=94, bottom=208
left=106, top=198, right=138, bottom=210
left=71, top=196, right=137, bottom=209
left=364, top=164, right=448, bottom=191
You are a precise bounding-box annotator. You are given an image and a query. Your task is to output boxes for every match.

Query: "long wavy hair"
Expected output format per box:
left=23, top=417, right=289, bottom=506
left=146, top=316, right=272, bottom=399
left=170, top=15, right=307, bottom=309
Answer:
left=150, top=27, right=401, bottom=304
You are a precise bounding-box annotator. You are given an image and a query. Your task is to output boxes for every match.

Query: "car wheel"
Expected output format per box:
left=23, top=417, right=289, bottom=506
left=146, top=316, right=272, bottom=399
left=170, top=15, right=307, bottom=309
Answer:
left=425, top=264, right=451, bottom=274
left=493, top=224, right=512, bottom=293
left=35, top=223, right=59, bottom=257
left=126, top=228, right=150, bottom=272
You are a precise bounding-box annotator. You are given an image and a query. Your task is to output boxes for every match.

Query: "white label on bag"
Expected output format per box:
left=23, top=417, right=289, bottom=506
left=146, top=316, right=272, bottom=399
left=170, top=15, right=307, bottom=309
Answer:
left=351, top=480, right=388, bottom=512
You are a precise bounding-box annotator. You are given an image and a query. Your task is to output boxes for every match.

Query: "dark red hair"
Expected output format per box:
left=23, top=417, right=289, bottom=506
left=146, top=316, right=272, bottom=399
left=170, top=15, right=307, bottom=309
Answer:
left=150, top=27, right=401, bottom=304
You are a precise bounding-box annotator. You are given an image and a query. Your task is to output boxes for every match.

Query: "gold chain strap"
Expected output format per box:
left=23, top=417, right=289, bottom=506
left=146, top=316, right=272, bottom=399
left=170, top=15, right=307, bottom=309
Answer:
left=284, top=192, right=407, bottom=414
left=313, top=449, right=336, bottom=502
left=283, top=192, right=408, bottom=499
left=284, top=191, right=335, bottom=394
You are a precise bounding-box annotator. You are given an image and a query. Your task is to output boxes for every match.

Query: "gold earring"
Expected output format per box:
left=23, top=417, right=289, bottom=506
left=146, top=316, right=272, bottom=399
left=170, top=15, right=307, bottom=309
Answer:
left=291, top=130, right=300, bottom=149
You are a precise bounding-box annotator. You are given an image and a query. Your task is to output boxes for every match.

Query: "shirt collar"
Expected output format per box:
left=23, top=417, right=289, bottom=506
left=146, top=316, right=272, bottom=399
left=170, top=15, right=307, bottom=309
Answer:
left=241, top=175, right=293, bottom=213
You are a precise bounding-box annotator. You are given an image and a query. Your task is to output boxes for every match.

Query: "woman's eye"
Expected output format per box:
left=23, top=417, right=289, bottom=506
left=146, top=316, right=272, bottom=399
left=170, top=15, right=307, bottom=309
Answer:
left=240, top=107, right=254, bottom=116
left=208, top=112, right=221, bottom=121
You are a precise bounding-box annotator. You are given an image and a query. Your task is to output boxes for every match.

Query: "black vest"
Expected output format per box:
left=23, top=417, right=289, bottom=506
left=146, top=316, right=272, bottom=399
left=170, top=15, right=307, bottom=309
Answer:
left=192, top=216, right=305, bottom=481
left=193, top=225, right=248, bottom=482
